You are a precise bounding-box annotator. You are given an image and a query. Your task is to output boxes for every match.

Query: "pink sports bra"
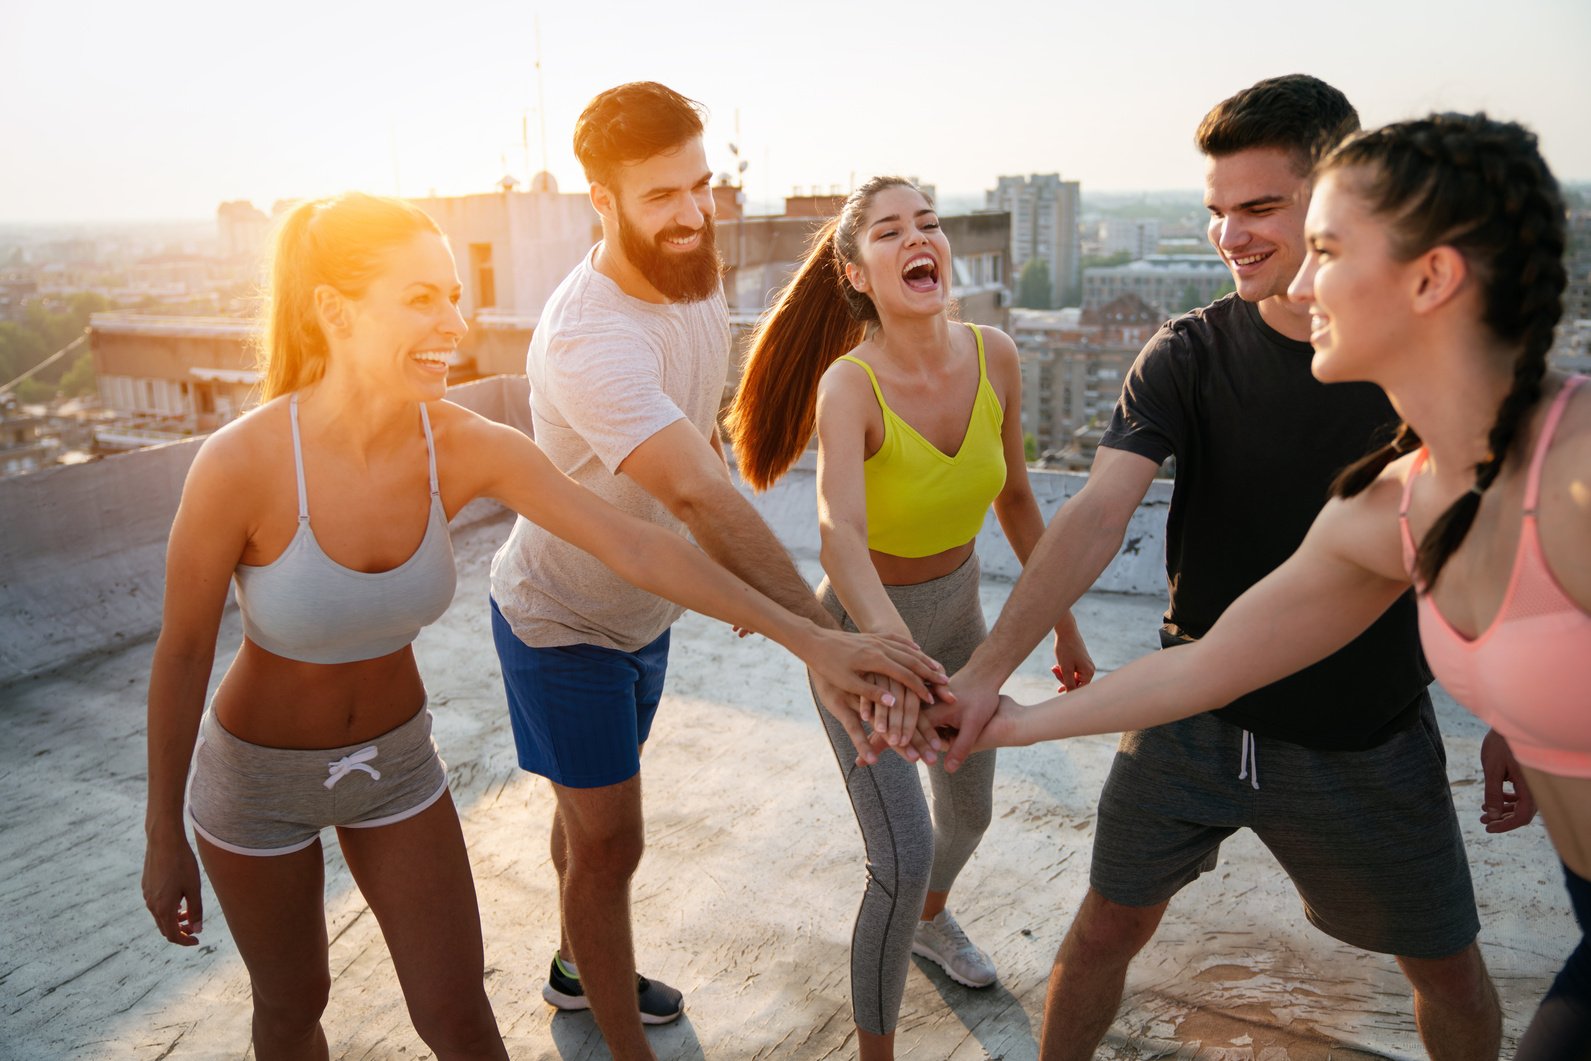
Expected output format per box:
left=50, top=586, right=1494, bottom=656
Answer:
left=1398, top=376, right=1591, bottom=777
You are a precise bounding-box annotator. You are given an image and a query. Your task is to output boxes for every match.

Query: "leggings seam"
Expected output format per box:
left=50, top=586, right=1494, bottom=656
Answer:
left=870, top=763, right=902, bottom=1035
left=837, top=752, right=905, bottom=1035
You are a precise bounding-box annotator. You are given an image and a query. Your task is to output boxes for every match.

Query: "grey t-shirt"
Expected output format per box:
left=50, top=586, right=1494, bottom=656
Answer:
left=489, top=247, right=730, bottom=651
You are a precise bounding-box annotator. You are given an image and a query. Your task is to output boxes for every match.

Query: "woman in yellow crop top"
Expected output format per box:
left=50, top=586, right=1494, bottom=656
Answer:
left=140, top=192, right=948, bottom=1060
left=728, top=177, right=1094, bottom=1059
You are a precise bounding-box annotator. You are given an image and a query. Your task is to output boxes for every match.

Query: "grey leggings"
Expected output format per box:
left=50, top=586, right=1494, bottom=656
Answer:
left=814, top=554, right=997, bottom=1035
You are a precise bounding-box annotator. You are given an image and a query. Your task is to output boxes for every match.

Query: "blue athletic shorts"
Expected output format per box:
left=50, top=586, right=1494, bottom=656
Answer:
left=490, top=597, right=670, bottom=789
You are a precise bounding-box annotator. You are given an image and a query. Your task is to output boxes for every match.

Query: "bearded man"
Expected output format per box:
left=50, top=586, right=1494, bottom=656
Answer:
left=488, top=81, right=913, bottom=1061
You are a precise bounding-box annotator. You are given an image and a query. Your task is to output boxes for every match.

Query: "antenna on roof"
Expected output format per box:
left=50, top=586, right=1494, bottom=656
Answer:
left=522, top=111, right=531, bottom=191
left=390, top=126, right=401, bottom=197
left=535, top=17, right=549, bottom=179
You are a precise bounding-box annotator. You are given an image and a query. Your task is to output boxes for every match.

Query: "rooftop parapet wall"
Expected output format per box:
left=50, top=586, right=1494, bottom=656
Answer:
left=1, top=435, right=193, bottom=685
left=0, top=377, right=1169, bottom=687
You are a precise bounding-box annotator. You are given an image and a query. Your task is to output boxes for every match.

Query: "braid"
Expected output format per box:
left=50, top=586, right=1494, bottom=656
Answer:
left=1330, top=421, right=1422, bottom=500
left=1320, top=114, right=1566, bottom=589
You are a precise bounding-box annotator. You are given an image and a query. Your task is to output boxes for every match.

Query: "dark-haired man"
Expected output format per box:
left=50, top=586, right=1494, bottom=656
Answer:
left=488, top=81, right=942, bottom=1060
left=937, top=75, right=1520, bottom=1059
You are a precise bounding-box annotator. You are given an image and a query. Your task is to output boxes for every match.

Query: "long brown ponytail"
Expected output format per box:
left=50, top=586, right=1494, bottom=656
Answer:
left=1323, top=114, right=1567, bottom=590
left=726, top=176, right=920, bottom=491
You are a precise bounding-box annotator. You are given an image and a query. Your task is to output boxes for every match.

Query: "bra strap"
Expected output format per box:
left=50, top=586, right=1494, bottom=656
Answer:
left=1397, top=448, right=1428, bottom=578
left=419, top=403, right=440, bottom=499
left=288, top=394, right=309, bottom=523
left=1398, top=447, right=1428, bottom=518
left=1523, top=376, right=1586, bottom=515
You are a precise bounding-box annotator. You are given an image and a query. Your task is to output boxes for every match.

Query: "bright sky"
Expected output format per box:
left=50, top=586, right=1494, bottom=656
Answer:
left=4, top=0, right=1588, bottom=222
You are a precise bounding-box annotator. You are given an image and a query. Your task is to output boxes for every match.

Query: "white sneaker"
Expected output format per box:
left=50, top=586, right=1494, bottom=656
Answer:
left=911, top=910, right=997, bottom=988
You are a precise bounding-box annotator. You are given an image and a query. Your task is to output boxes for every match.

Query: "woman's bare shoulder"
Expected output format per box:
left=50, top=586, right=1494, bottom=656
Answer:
left=818, top=342, right=877, bottom=393
left=1302, top=453, right=1410, bottom=583
left=1538, top=376, right=1591, bottom=528
left=189, top=397, right=288, bottom=481
left=971, top=323, right=1018, bottom=360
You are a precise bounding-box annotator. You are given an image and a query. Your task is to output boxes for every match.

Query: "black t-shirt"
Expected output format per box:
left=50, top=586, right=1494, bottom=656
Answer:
left=1099, top=294, right=1429, bottom=749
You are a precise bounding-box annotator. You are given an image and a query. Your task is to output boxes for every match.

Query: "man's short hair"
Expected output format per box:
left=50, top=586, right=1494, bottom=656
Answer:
left=574, top=82, right=707, bottom=188
left=1196, top=75, right=1360, bottom=174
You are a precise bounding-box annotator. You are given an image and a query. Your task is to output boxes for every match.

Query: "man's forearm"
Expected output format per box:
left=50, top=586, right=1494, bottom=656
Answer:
left=966, top=494, right=1129, bottom=681
left=682, top=484, right=837, bottom=630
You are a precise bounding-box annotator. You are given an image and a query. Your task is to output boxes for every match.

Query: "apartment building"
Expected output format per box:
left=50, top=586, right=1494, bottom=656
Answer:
left=1082, top=254, right=1231, bottom=317
left=1010, top=293, right=1163, bottom=465
left=987, top=174, right=1082, bottom=308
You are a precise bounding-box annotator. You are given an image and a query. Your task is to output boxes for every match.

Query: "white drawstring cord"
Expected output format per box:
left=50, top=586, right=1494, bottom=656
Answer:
left=325, top=746, right=381, bottom=789
left=1238, top=730, right=1259, bottom=790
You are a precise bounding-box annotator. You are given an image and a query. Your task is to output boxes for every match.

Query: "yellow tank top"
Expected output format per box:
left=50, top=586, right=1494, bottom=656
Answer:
left=839, top=323, right=1008, bottom=558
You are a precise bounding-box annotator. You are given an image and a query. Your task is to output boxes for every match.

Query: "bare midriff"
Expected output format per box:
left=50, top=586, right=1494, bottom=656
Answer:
left=1525, top=767, right=1591, bottom=880
left=210, top=638, right=427, bottom=750
left=871, top=539, right=976, bottom=587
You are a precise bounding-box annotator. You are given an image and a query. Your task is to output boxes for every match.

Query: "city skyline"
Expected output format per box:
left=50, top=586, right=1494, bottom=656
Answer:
left=4, top=0, right=1590, bottom=223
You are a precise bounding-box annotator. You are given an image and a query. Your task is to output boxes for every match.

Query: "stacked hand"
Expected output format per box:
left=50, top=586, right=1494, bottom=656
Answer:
left=915, top=623, right=1094, bottom=772
left=920, top=683, right=1031, bottom=771
left=813, top=618, right=1095, bottom=772
left=807, top=629, right=950, bottom=766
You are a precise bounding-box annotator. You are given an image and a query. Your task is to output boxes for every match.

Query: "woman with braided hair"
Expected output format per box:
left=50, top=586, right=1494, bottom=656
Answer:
left=937, top=113, right=1590, bottom=1058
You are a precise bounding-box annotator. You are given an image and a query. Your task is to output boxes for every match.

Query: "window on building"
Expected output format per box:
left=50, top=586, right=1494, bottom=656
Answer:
left=470, top=243, right=496, bottom=310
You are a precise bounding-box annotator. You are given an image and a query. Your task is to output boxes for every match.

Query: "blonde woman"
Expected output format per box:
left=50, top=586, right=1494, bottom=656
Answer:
left=140, top=192, right=946, bottom=1060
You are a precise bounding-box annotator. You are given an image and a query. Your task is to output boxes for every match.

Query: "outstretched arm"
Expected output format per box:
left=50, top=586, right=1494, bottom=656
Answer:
left=813, top=365, right=938, bottom=759
left=983, top=328, right=1095, bottom=693
left=975, top=492, right=1409, bottom=750
left=458, top=413, right=945, bottom=761
left=934, top=446, right=1158, bottom=770
left=619, top=417, right=948, bottom=758
left=622, top=418, right=840, bottom=627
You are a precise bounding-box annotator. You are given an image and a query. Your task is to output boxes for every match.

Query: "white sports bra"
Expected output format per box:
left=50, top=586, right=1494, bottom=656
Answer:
left=232, top=395, right=456, bottom=664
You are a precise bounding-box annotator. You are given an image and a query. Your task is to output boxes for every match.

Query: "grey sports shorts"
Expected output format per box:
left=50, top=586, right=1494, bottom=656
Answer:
left=187, top=704, right=449, bottom=857
left=1090, top=692, right=1480, bottom=959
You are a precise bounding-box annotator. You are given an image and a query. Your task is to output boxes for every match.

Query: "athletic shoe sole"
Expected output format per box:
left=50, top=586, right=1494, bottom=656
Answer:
left=911, top=940, right=997, bottom=988
left=542, top=980, right=684, bottom=1025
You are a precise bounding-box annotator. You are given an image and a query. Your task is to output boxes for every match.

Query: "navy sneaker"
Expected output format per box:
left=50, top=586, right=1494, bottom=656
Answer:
left=541, top=956, right=684, bottom=1025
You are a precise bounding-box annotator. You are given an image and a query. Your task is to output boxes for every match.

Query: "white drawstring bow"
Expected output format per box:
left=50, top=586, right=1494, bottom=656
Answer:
left=325, top=746, right=381, bottom=789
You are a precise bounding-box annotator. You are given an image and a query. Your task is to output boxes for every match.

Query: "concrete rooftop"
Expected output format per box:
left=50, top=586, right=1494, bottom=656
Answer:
left=0, top=376, right=1574, bottom=1059
left=0, top=512, right=1575, bottom=1060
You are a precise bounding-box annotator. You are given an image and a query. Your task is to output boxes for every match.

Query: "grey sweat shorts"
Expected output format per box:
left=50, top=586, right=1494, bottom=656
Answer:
left=187, top=704, right=449, bottom=857
left=1090, top=692, right=1480, bottom=960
